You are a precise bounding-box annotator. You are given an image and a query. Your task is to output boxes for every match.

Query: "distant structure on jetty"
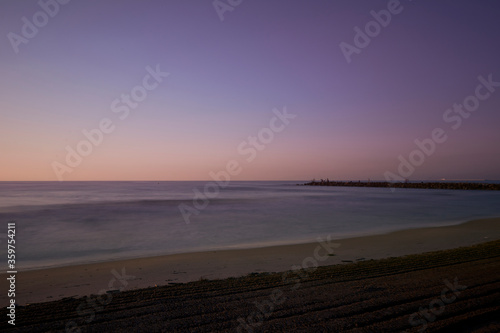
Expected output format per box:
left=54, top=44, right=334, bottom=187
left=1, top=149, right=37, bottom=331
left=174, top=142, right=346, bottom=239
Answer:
left=302, top=179, right=500, bottom=191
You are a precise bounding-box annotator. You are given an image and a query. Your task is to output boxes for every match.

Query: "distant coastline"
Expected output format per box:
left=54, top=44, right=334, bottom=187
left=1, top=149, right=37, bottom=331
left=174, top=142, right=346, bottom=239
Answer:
left=302, top=180, right=500, bottom=190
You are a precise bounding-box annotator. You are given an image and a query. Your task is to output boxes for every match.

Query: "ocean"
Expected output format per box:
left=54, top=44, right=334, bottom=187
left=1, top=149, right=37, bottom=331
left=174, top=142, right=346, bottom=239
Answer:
left=1, top=181, right=500, bottom=271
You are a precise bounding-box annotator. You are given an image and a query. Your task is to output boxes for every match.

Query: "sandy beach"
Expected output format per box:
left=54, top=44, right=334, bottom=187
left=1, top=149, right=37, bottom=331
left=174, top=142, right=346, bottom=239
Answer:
left=0, top=218, right=499, bottom=332
left=2, top=217, right=499, bottom=308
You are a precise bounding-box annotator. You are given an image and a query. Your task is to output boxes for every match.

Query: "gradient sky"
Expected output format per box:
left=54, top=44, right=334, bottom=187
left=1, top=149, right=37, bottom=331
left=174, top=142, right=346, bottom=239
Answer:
left=1, top=0, right=500, bottom=181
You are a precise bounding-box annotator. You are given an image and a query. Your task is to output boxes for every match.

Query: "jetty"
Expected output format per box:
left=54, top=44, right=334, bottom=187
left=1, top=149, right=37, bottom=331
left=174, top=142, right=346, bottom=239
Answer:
left=302, top=180, right=500, bottom=190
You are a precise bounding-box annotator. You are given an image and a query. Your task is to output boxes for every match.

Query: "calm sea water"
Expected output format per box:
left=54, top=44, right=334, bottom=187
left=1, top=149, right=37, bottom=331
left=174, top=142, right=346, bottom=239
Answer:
left=1, top=181, right=500, bottom=271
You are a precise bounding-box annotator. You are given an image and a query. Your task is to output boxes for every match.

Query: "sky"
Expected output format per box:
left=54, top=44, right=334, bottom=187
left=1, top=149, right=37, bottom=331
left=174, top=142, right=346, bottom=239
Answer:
left=1, top=0, right=500, bottom=181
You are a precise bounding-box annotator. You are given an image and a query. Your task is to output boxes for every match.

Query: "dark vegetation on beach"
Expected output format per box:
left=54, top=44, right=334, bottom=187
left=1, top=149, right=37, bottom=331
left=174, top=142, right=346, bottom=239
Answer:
left=302, top=179, right=500, bottom=191
left=2, top=240, right=499, bottom=332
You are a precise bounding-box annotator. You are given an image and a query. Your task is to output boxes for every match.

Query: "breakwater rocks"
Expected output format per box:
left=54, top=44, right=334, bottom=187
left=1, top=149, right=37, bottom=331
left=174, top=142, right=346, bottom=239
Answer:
left=301, top=180, right=500, bottom=190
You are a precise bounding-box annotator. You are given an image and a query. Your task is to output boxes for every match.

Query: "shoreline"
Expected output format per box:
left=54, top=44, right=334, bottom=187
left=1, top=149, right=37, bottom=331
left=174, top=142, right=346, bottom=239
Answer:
left=2, top=217, right=499, bottom=306
left=6, top=217, right=489, bottom=273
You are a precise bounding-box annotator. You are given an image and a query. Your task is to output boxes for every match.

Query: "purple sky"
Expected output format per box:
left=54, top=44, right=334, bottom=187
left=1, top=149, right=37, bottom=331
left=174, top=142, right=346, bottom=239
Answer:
left=1, top=0, right=500, bottom=181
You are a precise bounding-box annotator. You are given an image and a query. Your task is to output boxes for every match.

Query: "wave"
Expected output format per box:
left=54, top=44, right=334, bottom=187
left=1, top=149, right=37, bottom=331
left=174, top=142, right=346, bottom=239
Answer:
left=0, top=197, right=266, bottom=214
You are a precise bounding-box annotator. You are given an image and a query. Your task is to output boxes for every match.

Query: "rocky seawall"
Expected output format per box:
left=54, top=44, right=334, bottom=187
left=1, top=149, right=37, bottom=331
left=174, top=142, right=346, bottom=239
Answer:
left=302, top=180, right=500, bottom=190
